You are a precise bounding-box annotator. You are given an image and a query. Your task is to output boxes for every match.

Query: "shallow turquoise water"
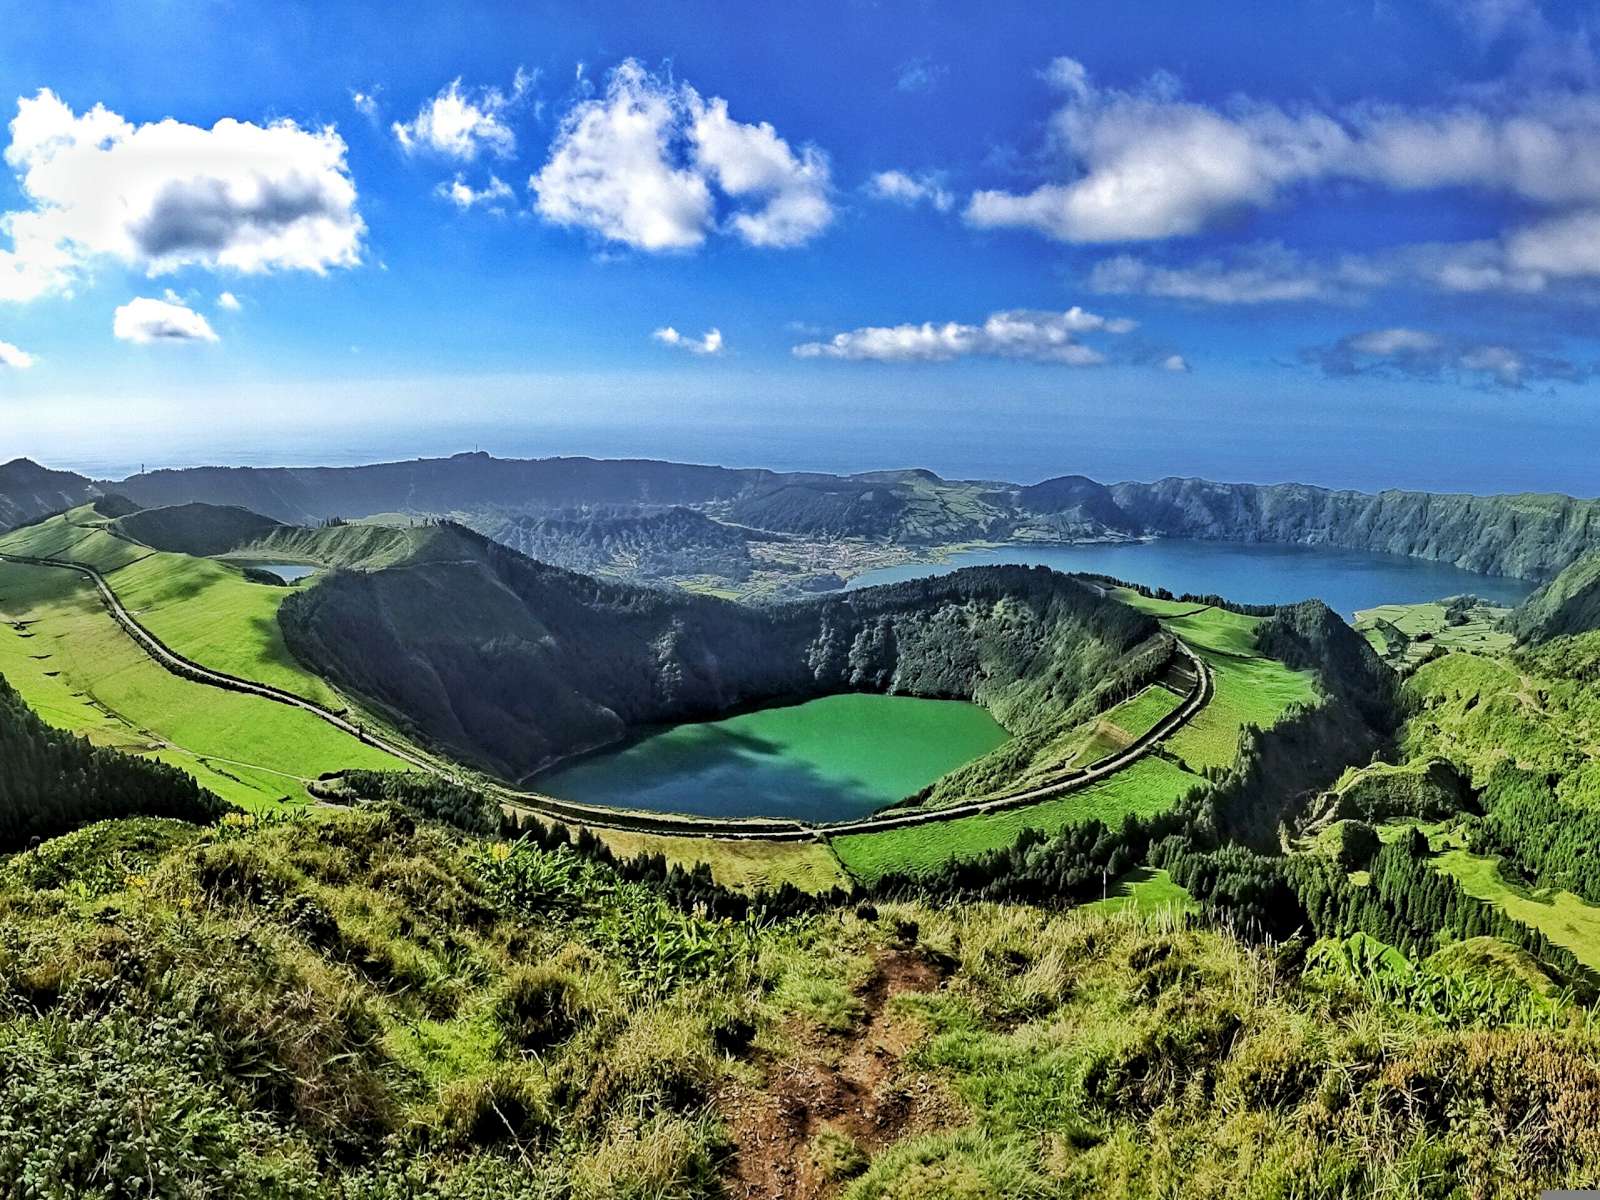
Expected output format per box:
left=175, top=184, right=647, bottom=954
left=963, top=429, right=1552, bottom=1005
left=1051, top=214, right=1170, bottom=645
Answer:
left=533, top=693, right=1009, bottom=822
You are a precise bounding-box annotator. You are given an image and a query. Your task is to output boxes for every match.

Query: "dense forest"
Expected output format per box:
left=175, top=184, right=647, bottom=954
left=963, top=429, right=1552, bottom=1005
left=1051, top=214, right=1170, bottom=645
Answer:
left=277, top=527, right=1163, bottom=780
left=0, top=674, right=226, bottom=848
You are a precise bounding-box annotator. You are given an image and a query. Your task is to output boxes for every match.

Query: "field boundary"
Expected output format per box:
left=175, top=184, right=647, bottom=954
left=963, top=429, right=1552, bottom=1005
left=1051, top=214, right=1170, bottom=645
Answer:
left=1, top=549, right=1212, bottom=844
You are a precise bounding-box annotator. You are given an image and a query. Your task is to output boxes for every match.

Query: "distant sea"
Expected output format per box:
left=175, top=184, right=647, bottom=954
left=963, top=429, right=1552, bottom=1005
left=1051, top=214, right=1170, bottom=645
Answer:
left=17, top=415, right=1600, bottom=497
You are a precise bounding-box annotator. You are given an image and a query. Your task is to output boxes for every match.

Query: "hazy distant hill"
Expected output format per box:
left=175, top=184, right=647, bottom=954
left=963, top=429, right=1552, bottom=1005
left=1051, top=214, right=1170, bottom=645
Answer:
left=472, top=506, right=762, bottom=581
left=50, top=449, right=1600, bottom=582
left=0, top=458, right=99, bottom=531
left=108, top=451, right=768, bottom=524
left=1108, top=478, right=1600, bottom=581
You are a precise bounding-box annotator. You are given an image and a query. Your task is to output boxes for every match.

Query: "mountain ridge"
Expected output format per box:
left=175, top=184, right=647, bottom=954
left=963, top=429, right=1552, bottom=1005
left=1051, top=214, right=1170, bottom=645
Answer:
left=6, top=452, right=1598, bottom=582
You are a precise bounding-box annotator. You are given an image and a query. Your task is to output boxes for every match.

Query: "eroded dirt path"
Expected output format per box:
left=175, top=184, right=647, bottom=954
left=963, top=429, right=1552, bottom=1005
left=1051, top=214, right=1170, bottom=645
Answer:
left=720, top=949, right=960, bottom=1200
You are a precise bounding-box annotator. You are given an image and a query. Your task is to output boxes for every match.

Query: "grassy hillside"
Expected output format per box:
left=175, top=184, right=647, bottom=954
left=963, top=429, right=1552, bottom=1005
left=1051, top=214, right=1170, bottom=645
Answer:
left=1, top=804, right=1596, bottom=1197
left=2, top=507, right=350, bottom=707
left=1506, top=547, right=1600, bottom=642
left=1116, top=592, right=1322, bottom=774
left=0, top=557, right=407, bottom=809
left=830, top=754, right=1202, bottom=882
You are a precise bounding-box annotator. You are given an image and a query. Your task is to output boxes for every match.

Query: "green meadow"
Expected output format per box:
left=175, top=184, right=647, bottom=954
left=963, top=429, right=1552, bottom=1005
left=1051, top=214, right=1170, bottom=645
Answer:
left=829, top=755, right=1201, bottom=883
left=0, top=558, right=406, bottom=809
left=1115, top=594, right=1320, bottom=774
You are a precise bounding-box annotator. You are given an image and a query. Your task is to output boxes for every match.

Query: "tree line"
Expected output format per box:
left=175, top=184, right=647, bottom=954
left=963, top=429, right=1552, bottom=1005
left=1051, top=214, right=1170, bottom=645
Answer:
left=0, top=674, right=227, bottom=850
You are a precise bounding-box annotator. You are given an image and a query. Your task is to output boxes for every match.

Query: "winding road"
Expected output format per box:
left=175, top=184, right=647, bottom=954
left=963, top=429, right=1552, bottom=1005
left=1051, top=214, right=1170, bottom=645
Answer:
left=0, top=548, right=1211, bottom=843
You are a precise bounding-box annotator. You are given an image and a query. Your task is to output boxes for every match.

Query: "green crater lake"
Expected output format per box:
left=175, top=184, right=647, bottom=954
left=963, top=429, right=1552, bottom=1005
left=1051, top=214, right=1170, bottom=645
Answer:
left=533, top=693, right=1009, bottom=823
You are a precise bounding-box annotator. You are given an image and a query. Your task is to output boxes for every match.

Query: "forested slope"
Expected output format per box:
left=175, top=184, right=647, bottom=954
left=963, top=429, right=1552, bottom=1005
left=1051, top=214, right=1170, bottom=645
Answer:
left=1506, top=548, right=1600, bottom=642
left=278, top=527, right=1163, bottom=780
left=113, top=502, right=285, bottom=557
left=0, top=672, right=226, bottom=848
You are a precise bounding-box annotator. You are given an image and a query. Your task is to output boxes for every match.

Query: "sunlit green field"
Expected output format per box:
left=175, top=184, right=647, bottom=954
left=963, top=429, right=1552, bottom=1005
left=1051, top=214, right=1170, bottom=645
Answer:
left=829, top=755, right=1201, bottom=883
left=1084, top=866, right=1196, bottom=916
left=1102, top=684, right=1183, bottom=741
left=1113, top=596, right=1320, bottom=774
left=2, top=508, right=342, bottom=705
left=1431, top=847, right=1600, bottom=972
left=0, top=559, right=405, bottom=809
left=107, top=551, right=344, bottom=705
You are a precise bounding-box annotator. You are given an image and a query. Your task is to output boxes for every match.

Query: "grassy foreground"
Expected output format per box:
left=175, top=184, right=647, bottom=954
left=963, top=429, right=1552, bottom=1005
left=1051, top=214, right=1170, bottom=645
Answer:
left=2, top=805, right=1598, bottom=1198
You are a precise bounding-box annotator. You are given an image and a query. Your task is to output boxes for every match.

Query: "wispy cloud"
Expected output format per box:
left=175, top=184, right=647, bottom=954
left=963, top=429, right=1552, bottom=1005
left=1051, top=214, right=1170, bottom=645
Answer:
left=437, top=174, right=515, bottom=210
left=895, top=56, right=948, bottom=94
left=1302, top=326, right=1585, bottom=389
left=652, top=325, right=724, bottom=355
left=864, top=170, right=954, bottom=213
left=393, top=70, right=534, bottom=160
left=965, top=52, right=1600, bottom=304
left=793, top=306, right=1134, bottom=365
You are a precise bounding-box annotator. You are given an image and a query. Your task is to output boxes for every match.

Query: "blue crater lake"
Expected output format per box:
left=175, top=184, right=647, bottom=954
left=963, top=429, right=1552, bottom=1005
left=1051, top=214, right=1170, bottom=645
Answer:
left=244, top=563, right=320, bottom=583
left=844, top=540, right=1537, bottom=617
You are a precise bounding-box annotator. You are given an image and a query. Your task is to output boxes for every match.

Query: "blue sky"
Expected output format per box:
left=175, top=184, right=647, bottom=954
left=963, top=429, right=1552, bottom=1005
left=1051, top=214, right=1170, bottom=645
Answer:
left=4, top=0, right=1600, bottom=491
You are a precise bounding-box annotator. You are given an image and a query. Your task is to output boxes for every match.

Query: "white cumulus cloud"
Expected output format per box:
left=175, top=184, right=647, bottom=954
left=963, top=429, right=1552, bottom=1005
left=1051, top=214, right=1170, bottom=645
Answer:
left=652, top=325, right=724, bottom=355
left=438, top=174, right=514, bottom=210
left=393, top=71, right=531, bottom=160
left=966, top=56, right=1600, bottom=264
left=0, top=88, right=363, bottom=301
left=792, top=306, right=1133, bottom=364
left=532, top=60, right=833, bottom=252
left=0, top=338, right=35, bottom=368
left=113, top=295, right=219, bottom=344
left=865, top=170, right=954, bottom=212
left=1162, top=354, right=1189, bottom=372
left=216, top=290, right=241, bottom=311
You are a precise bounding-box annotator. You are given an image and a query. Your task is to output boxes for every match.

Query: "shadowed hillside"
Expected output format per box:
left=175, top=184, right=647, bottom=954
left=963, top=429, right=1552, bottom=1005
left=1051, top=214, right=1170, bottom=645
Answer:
left=473, top=505, right=763, bottom=581
left=114, top=502, right=285, bottom=557
left=277, top=527, right=1163, bottom=781
left=0, top=458, right=100, bottom=532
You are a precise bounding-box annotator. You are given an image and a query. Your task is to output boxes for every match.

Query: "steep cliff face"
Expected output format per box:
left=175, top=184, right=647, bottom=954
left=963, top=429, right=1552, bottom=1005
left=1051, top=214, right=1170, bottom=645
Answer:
left=278, top=536, right=1160, bottom=780
left=1105, top=479, right=1600, bottom=580
left=1505, top=549, right=1600, bottom=642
